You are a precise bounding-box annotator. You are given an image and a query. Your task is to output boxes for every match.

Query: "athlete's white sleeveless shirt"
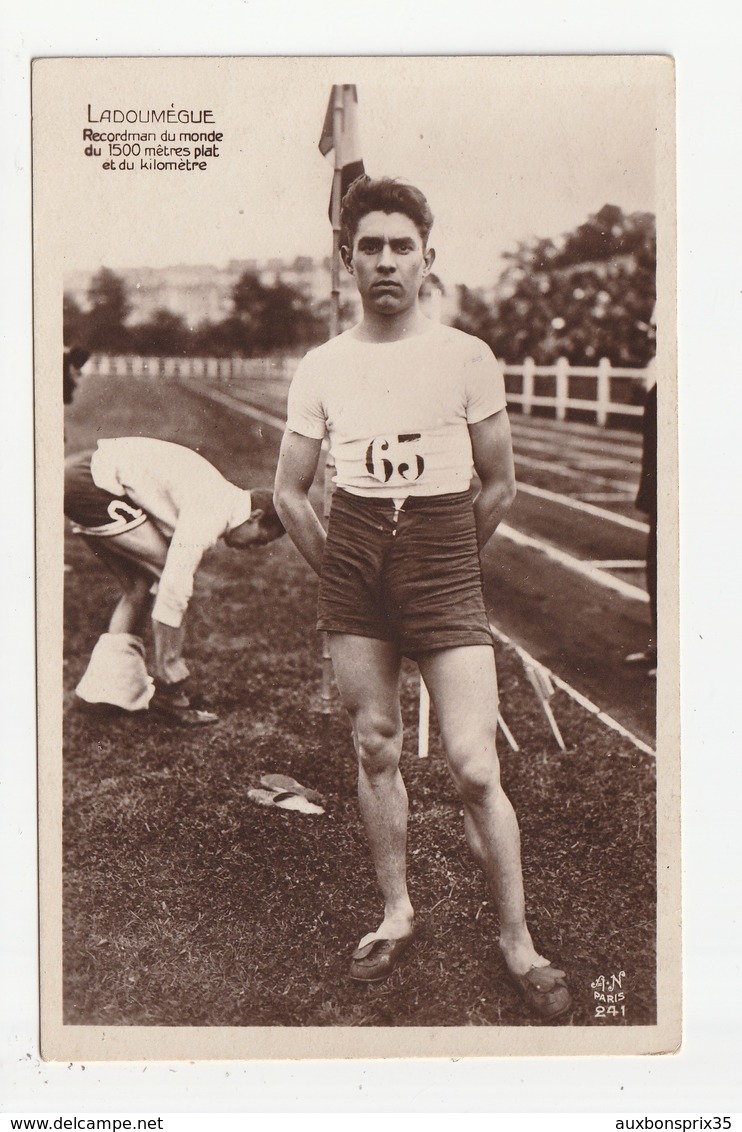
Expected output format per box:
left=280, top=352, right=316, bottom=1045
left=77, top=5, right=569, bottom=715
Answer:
left=286, top=321, right=507, bottom=499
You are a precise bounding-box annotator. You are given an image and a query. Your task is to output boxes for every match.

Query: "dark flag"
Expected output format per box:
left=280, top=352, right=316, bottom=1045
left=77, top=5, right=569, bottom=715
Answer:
left=319, top=84, right=364, bottom=222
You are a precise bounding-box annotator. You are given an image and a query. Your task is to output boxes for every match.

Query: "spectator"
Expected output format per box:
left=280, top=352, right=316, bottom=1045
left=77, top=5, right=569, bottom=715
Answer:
left=625, top=358, right=657, bottom=675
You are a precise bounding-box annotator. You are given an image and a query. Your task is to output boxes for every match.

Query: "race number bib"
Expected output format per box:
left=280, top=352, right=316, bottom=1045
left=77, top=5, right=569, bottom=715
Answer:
left=365, top=434, right=426, bottom=485
left=72, top=497, right=148, bottom=537
left=107, top=499, right=145, bottom=525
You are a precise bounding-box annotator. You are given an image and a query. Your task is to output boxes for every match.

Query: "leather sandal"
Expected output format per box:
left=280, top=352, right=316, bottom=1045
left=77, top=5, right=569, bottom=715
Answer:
left=509, top=963, right=573, bottom=1021
left=349, top=932, right=416, bottom=982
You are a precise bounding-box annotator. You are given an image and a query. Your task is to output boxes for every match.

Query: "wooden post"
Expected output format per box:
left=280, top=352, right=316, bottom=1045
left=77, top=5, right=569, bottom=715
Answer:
left=320, top=460, right=334, bottom=717
left=417, top=680, right=431, bottom=759
left=417, top=283, right=444, bottom=758
left=497, top=712, right=520, bottom=752
left=555, top=356, right=569, bottom=421
left=522, top=356, right=535, bottom=416
left=524, top=663, right=567, bottom=752
left=596, top=356, right=611, bottom=427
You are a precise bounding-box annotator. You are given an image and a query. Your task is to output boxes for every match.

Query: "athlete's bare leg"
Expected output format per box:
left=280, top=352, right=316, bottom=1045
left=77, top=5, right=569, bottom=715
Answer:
left=328, top=633, right=414, bottom=943
left=81, top=521, right=168, bottom=638
left=418, top=644, right=548, bottom=977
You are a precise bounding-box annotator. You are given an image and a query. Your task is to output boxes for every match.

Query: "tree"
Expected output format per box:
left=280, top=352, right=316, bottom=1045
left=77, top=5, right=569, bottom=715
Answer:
left=312, top=294, right=357, bottom=340
left=454, top=206, right=657, bottom=367
left=85, top=268, right=133, bottom=353
left=453, top=284, right=499, bottom=346
left=192, top=315, right=252, bottom=358
left=131, top=309, right=191, bottom=356
left=63, top=292, right=87, bottom=348
left=229, top=271, right=324, bottom=355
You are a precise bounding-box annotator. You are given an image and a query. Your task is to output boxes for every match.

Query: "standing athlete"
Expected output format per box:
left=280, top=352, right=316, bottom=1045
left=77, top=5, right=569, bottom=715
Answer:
left=274, top=176, right=571, bottom=1020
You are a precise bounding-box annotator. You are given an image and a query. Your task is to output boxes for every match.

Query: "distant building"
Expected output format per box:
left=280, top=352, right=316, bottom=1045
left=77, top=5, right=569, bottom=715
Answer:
left=65, top=257, right=364, bottom=329
left=65, top=263, right=237, bottom=328
left=63, top=255, right=458, bottom=330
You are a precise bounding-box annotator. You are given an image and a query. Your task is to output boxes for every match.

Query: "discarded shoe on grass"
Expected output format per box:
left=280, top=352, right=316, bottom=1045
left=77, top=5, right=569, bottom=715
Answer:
left=349, top=932, right=416, bottom=982
left=260, top=773, right=326, bottom=807
left=509, top=963, right=572, bottom=1021
left=247, top=773, right=326, bottom=815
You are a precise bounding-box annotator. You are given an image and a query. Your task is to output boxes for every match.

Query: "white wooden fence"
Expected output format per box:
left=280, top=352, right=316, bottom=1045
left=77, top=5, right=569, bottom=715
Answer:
left=503, top=357, right=648, bottom=426
left=85, top=354, right=649, bottom=428
left=85, top=354, right=295, bottom=382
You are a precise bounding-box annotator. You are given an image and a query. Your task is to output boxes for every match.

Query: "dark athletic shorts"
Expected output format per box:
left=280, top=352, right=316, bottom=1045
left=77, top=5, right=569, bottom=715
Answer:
left=64, top=450, right=147, bottom=535
left=318, top=488, right=494, bottom=659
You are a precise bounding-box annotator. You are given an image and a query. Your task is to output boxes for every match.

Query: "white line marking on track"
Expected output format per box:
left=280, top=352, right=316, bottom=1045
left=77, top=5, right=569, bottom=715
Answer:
left=181, top=379, right=286, bottom=431
left=587, top=560, right=646, bottom=569
left=578, top=492, right=635, bottom=502
left=487, top=622, right=655, bottom=757
left=497, top=524, right=650, bottom=602
left=513, top=435, right=639, bottom=471
left=573, top=456, right=636, bottom=470
left=509, top=421, right=643, bottom=459
left=516, top=481, right=649, bottom=533
left=514, top=452, right=639, bottom=493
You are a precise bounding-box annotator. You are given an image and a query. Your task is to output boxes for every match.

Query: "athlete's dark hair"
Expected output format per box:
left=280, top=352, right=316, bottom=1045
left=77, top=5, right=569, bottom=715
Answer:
left=63, top=346, right=91, bottom=405
left=250, top=488, right=286, bottom=541
left=340, top=176, right=434, bottom=247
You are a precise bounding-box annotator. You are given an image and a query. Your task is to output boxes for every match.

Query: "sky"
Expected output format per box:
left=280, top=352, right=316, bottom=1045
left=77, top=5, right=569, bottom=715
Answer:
left=44, top=56, right=664, bottom=290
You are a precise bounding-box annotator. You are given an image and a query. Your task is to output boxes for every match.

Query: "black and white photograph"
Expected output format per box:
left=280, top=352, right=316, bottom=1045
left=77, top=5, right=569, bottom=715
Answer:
left=32, top=54, right=678, bottom=1061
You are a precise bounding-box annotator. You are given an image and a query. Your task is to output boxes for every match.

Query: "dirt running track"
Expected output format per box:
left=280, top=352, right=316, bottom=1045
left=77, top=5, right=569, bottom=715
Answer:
left=481, top=530, right=656, bottom=747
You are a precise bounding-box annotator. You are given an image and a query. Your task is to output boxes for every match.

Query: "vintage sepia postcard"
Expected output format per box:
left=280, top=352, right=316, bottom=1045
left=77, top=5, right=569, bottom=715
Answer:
left=33, top=54, right=679, bottom=1061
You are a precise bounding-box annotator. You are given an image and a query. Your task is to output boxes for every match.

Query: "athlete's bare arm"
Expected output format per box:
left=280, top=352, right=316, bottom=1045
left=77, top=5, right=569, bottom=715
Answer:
left=273, top=430, right=326, bottom=575
left=151, top=621, right=190, bottom=684
left=469, top=409, right=517, bottom=550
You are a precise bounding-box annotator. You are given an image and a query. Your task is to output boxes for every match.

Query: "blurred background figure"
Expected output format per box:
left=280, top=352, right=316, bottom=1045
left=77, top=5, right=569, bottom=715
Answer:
left=63, top=346, right=91, bottom=570
left=625, top=351, right=657, bottom=676
left=63, top=345, right=91, bottom=407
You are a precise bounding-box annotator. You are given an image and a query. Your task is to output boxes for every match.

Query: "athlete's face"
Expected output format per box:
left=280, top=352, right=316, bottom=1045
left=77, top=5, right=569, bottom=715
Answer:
left=343, top=211, right=435, bottom=317
left=224, top=514, right=276, bottom=549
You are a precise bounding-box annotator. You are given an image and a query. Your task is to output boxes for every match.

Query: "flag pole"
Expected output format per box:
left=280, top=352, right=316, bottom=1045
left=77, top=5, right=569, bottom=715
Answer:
left=329, top=84, right=344, bottom=340
left=321, top=86, right=345, bottom=720
left=326, top=87, right=344, bottom=483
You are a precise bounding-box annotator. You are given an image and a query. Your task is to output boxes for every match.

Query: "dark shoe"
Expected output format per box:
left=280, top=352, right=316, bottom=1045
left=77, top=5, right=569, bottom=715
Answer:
left=349, top=932, right=416, bottom=982
left=509, top=963, right=572, bottom=1021
left=149, top=681, right=218, bottom=726
left=74, top=696, right=133, bottom=718
left=149, top=701, right=219, bottom=725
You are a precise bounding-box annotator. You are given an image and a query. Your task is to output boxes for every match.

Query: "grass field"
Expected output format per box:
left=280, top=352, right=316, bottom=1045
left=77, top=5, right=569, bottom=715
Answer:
left=61, top=375, right=657, bottom=1029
